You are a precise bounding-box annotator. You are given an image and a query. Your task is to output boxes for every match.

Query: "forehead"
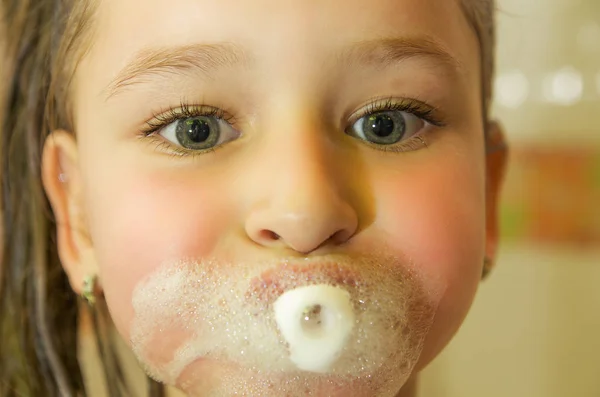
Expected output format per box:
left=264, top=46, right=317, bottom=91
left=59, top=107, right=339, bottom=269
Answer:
left=75, top=0, right=481, bottom=108
left=96, top=0, right=467, bottom=36
left=92, top=1, right=476, bottom=61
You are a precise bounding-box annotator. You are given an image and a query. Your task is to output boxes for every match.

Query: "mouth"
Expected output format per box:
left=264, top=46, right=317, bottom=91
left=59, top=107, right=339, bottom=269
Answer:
left=247, top=260, right=361, bottom=305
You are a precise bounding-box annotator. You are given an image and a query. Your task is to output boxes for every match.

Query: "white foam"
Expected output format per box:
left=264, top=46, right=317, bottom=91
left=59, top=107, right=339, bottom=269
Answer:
left=273, top=284, right=355, bottom=373
left=129, top=253, right=444, bottom=396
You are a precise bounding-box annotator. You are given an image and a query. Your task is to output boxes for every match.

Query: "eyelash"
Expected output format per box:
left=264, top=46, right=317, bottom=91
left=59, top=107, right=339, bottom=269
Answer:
left=351, top=97, right=445, bottom=127
left=140, top=97, right=445, bottom=157
left=142, top=101, right=236, bottom=135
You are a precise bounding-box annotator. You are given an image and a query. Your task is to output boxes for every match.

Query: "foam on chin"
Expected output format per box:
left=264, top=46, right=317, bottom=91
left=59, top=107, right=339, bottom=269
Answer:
left=129, top=253, right=444, bottom=396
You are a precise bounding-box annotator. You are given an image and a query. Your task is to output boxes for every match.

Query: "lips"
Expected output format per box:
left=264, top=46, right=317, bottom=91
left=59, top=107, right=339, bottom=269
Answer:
left=247, top=261, right=360, bottom=305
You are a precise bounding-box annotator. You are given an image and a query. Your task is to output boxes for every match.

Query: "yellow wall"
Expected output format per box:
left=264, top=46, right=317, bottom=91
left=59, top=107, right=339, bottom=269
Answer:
left=420, top=246, right=600, bottom=397
left=420, top=0, right=600, bottom=395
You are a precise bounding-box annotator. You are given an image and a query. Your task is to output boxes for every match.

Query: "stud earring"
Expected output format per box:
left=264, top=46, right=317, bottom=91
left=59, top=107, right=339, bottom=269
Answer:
left=58, top=173, right=68, bottom=183
left=82, top=275, right=97, bottom=306
left=482, top=257, right=493, bottom=280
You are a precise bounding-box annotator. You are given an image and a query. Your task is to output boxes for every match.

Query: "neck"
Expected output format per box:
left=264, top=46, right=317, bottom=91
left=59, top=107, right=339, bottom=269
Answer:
left=396, top=376, right=418, bottom=397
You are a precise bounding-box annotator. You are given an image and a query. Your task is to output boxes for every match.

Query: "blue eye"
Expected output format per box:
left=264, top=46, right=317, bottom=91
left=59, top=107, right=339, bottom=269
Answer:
left=159, top=115, right=240, bottom=151
left=348, top=110, right=425, bottom=145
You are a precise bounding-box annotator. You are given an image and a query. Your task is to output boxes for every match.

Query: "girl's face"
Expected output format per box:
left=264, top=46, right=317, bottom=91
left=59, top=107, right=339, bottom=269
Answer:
left=45, top=0, right=503, bottom=395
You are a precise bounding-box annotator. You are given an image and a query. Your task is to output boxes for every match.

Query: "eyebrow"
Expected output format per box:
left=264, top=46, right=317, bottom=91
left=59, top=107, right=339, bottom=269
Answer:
left=337, top=36, right=463, bottom=73
left=104, top=43, right=250, bottom=100
left=103, top=36, right=461, bottom=101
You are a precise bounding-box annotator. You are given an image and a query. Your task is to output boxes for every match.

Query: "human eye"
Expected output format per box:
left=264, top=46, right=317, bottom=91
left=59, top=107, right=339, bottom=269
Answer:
left=141, top=103, right=241, bottom=155
left=346, top=98, right=446, bottom=152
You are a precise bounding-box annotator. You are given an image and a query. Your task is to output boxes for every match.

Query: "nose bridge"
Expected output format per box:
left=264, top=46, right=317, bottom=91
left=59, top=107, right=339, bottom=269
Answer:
left=272, top=120, right=336, bottom=203
left=257, top=99, right=343, bottom=201
left=244, top=109, right=358, bottom=254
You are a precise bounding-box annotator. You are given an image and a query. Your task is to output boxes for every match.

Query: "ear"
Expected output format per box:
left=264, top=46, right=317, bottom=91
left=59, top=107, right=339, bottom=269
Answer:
left=484, top=121, right=509, bottom=270
left=42, top=130, right=100, bottom=295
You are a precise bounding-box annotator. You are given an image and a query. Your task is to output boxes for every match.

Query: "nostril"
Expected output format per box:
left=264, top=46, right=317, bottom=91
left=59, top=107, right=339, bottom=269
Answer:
left=259, top=230, right=281, bottom=241
left=329, top=229, right=348, bottom=244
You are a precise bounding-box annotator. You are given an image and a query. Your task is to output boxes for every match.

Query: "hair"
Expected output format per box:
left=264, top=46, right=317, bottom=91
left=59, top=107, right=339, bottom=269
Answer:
left=461, top=0, right=496, bottom=124
left=0, top=0, right=496, bottom=396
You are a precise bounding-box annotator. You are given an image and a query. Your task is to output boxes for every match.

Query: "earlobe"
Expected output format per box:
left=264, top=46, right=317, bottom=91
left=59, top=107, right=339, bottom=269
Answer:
left=484, top=120, right=508, bottom=274
left=41, top=130, right=99, bottom=295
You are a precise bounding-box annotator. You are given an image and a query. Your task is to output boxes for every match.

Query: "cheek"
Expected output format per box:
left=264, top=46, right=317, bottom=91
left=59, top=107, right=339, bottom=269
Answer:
left=84, top=169, right=231, bottom=339
left=378, top=169, right=485, bottom=279
left=371, top=149, right=485, bottom=366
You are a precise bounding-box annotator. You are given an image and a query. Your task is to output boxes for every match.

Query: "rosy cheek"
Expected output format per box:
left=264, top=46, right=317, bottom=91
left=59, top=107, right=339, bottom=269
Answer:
left=87, top=170, right=231, bottom=340
left=372, top=157, right=485, bottom=367
left=374, top=156, right=485, bottom=280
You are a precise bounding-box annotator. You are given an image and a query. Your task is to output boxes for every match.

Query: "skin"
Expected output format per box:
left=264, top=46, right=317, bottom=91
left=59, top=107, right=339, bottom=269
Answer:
left=42, top=0, right=507, bottom=395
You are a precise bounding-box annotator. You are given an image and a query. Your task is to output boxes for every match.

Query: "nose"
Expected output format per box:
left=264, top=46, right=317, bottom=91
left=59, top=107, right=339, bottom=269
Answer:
left=246, top=193, right=358, bottom=254
left=244, top=121, right=358, bottom=254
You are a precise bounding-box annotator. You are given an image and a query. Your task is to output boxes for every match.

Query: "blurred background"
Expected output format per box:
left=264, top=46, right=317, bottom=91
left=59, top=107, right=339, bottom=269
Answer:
left=420, top=0, right=600, bottom=396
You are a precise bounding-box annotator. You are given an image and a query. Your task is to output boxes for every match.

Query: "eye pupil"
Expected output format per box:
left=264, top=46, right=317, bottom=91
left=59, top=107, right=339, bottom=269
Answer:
left=367, top=114, right=395, bottom=137
left=175, top=116, right=220, bottom=150
left=186, top=118, right=211, bottom=143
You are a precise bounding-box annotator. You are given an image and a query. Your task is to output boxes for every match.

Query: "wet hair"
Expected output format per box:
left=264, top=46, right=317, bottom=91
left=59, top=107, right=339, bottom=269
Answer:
left=462, top=0, right=496, bottom=123
left=0, top=0, right=495, bottom=395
